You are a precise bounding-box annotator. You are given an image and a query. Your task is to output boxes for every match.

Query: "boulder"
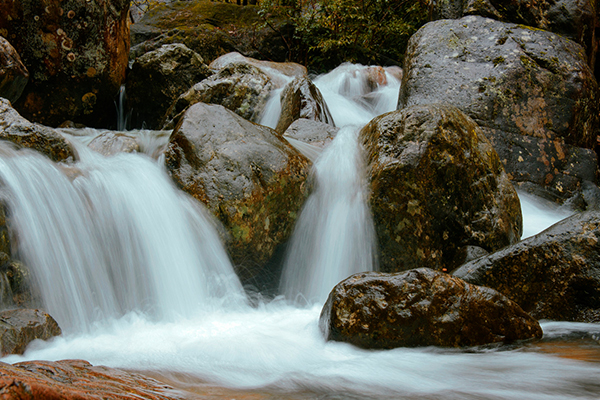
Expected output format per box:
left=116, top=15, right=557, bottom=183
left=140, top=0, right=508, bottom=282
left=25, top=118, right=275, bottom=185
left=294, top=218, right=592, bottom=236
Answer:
left=163, top=62, right=274, bottom=129
left=165, top=103, right=310, bottom=283
left=454, top=210, right=600, bottom=322
left=0, top=0, right=130, bottom=128
left=275, top=76, right=335, bottom=134
left=283, top=119, right=339, bottom=148
left=398, top=16, right=599, bottom=202
left=319, top=268, right=542, bottom=349
left=0, top=98, right=75, bottom=162
left=0, top=309, right=61, bottom=355
left=126, top=43, right=211, bottom=130
left=0, top=359, right=179, bottom=399
left=88, top=131, right=139, bottom=156
left=0, top=36, right=28, bottom=103
left=129, top=0, right=293, bottom=64
left=360, top=104, right=522, bottom=273
left=431, top=0, right=597, bottom=70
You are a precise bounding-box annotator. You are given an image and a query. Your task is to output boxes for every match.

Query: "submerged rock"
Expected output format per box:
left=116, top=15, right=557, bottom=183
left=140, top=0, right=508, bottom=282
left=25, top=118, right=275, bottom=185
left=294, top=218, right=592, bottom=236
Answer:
left=0, top=359, right=180, bottom=399
left=165, top=103, right=310, bottom=283
left=399, top=16, right=599, bottom=202
left=163, top=62, right=274, bottom=129
left=0, top=309, right=61, bottom=355
left=0, top=36, right=28, bottom=104
left=0, top=0, right=130, bottom=128
left=283, top=119, right=339, bottom=148
left=454, top=210, right=600, bottom=322
left=127, top=43, right=211, bottom=130
left=361, top=104, right=522, bottom=273
left=0, top=98, right=74, bottom=162
left=87, top=131, right=140, bottom=156
left=275, top=76, right=335, bottom=134
left=319, top=268, right=542, bottom=349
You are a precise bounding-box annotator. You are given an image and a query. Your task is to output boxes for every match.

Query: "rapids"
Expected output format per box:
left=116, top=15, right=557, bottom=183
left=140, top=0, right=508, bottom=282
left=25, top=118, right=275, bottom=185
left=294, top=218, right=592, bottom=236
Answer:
left=1, top=64, right=599, bottom=399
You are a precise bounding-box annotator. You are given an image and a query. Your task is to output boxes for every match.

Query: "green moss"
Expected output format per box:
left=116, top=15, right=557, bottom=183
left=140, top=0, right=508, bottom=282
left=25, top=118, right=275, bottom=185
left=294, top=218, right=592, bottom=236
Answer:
left=492, top=56, right=505, bottom=67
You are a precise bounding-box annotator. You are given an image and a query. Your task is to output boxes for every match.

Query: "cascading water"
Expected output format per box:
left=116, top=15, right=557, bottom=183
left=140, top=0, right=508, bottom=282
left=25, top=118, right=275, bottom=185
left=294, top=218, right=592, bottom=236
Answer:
left=279, top=64, right=400, bottom=303
left=0, top=140, right=246, bottom=332
left=1, top=64, right=599, bottom=400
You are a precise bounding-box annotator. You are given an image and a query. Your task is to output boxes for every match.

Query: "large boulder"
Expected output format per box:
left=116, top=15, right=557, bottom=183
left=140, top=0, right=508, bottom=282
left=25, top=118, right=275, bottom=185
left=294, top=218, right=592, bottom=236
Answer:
left=275, top=76, right=335, bottom=134
left=165, top=103, right=310, bottom=283
left=0, top=0, right=130, bottom=128
left=0, top=359, right=179, bottom=399
left=126, top=43, right=211, bottom=130
left=129, top=0, right=293, bottom=64
left=0, top=98, right=75, bottom=162
left=454, top=210, right=600, bottom=322
left=319, top=268, right=542, bottom=349
left=0, top=309, right=61, bottom=355
left=360, top=104, right=522, bottom=273
left=431, top=0, right=597, bottom=70
left=399, top=16, right=599, bottom=203
left=163, top=62, right=274, bottom=128
left=0, top=36, right=28, bottom=103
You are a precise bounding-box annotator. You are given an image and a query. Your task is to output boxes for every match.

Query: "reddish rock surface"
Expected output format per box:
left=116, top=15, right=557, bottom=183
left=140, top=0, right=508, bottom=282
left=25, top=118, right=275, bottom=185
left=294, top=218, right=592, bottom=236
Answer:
left=0, top=359, right=182, bottom=399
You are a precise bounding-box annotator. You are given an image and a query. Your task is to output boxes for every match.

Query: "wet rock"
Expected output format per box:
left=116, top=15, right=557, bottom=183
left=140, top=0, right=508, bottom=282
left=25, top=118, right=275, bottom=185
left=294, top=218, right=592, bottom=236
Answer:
left=0, top=98, right=74, bottom=162
left=431, top=0, right=597, bottom=70
left=88, top=131, right=139, bottom=156
left=0, top=309, right=61, bottom=355
left=454, top=210, right=600, bottom=322
left=0, top=0, right=130, bottom=128
left=399, top=16, right=599, bottom=202
left=283, top=119, right=339, bottom=148
left=275, top=76, right=335, bottom=134
left=165, top=103, right=310, bottom=283
left=360, top=104, right=522, bottom=273
left=0, top=359, right=181, bottom=399
left=130, top=1, right=293, bottom=64
left=163, top=62, right=274, bottom=129
left=0, top=36, right=28, bottom=103
left=209, top=52, right=307, bottom=88
left=319, top=268, right=542, bottom=349
left=127, top=44, right=210, bottom=130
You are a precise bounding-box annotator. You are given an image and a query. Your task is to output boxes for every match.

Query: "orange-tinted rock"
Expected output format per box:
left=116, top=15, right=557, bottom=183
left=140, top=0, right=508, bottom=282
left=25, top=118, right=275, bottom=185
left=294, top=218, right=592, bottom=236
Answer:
left=0, top=0, right=130, bottom=128
left=0, top=359, right=181, bottom=399
left=0, top=36, right=28, bottom=103
left=0, top=309, right=61, bottom=355
left=319, top=268, right=543, bottom=349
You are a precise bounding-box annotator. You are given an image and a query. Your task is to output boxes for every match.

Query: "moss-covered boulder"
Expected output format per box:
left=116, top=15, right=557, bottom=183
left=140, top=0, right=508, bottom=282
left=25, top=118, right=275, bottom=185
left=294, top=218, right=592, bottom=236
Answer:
left=0, top=0, right=130, bottom=128
left=275, top=76, right=335, bottom=134
left=454, top=210, right=600, bottom=322
left=130, top=0, right=293, bottom=64
left=126, top=43, right=211, bottom=130
left=163, top=62, right=274, bottom=129
left=431, top=0, right=597, bottom=70
left=0, top=309, right=61, bottom=355
left=165, top=103, right=310, bottom=283
left=319, top=268, right=542, bottom=349
left=399, top=16, right=599, bottom=203
left=360, top=104, right=522, bottom=273
left=0, top=36, right=28, bottom=103
left=0, top=98, right=74, bottom=162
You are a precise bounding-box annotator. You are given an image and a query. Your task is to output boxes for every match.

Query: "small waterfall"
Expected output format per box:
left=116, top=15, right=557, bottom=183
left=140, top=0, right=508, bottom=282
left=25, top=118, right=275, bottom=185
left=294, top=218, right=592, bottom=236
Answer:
left=279, top=64, right=401, bottom=304
left=0, top=142, right=246, bottom=332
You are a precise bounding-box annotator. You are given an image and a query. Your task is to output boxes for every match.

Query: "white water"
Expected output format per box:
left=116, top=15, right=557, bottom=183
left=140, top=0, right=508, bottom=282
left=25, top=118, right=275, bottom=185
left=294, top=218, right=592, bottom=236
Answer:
left=0, top=141, right=246, bottom=332
left=1, top=64, right=598, bottom=399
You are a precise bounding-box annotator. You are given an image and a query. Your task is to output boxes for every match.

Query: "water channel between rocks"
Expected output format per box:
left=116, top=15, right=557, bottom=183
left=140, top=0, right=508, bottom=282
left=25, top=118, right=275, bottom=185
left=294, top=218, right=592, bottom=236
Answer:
left=1, top=64, right=599, bottom=399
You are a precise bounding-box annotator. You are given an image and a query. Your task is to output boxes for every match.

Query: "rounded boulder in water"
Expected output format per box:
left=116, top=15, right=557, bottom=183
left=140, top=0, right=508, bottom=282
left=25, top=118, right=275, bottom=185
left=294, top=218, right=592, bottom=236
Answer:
left=319, top=268, right=542, bottom=349
left=360, top=103, right=522, bottom=273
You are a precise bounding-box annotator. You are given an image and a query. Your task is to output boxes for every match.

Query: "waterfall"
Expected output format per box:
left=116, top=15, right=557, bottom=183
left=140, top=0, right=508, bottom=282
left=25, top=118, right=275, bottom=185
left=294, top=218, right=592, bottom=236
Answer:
left=279, top=64, right=401, bottom=304
left=0, top=142, right=246, bottom=332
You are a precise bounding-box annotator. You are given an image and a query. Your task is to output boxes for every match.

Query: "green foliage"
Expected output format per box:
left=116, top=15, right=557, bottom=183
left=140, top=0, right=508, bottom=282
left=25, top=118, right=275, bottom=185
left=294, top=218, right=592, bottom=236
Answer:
left=258, top=0, right=430, bottom=71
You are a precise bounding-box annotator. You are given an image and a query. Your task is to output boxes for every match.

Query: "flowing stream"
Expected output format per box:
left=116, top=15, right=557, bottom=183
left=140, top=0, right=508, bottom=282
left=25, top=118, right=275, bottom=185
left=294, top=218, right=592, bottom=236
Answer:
left=1, top=65, right=599, bottom=399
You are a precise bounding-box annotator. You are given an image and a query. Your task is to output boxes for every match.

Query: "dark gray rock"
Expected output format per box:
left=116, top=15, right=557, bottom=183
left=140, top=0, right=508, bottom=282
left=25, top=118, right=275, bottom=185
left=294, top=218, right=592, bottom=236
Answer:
left=0, top=36, right=28, bottom=104
left=399, top=16, right=599, bottom=202
left=320, top=268, right=542, bottom=349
